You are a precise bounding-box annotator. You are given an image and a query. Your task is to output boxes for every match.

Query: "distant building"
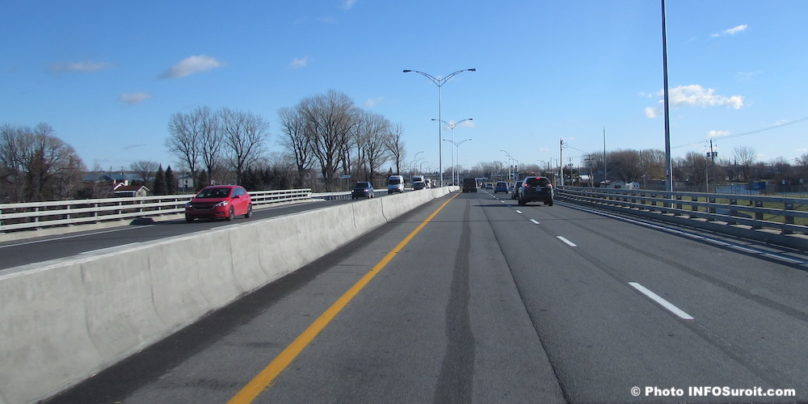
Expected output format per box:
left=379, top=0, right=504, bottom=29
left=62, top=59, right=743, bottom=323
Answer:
left=113, top=184, right=149, bottom=198
left=177, top=174, right=194, bottom=191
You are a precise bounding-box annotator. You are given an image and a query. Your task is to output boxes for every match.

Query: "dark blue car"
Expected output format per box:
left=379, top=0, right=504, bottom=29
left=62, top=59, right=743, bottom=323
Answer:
left=494, top=181, right=509, bottom=193
left=351, top=181, right=375, bottom=199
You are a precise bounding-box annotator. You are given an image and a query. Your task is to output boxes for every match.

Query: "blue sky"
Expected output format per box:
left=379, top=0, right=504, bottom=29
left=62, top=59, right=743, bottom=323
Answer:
left=2, top=0, right=806, bottom=173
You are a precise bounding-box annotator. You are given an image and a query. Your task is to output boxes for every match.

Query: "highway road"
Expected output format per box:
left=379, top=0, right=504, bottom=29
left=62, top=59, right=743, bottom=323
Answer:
left=0, top=194, right=388, bottom=271
left=48, top=190, right=808, bottom=403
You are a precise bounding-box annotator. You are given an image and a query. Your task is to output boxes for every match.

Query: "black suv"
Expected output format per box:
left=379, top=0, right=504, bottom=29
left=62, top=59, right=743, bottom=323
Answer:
left=517, top=176, right=554, bottom=206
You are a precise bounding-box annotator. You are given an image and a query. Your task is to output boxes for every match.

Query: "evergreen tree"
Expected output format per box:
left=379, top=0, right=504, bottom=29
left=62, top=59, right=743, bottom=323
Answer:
left=165, top=165, right=176, bottom=195
left=152, top=165, right=167, bottom=195
left=241, top=167, right=259, bottom=191
left=196, top=170, right=208, bottom=190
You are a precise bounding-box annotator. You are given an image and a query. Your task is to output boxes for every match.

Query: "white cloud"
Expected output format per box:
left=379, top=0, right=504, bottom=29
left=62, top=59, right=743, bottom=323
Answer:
left=707, top=130, right=730, bottom=138
left=51, top=60, right=111, bottom=73
left=341, top=0, right=357, bottom=10
left=666, top=84, right=744, bottom=109
left=119, top=92, right=152, bottom=104
left=161, top=55, right=222, bottom=78
left=364, top=97, right=383, bottom=108
left=289, top=57, right=308, bottom=69
left=644, top=107, right=658, bottom=119
left=711, top=24, right=748, bottom=37
left=458, top=120, right=476, bottom=128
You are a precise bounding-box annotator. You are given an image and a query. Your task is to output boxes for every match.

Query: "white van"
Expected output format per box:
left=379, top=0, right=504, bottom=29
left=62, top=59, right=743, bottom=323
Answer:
left=387, top=175, right=404, bottom=193
left=411, top=175, right=425, bottom=190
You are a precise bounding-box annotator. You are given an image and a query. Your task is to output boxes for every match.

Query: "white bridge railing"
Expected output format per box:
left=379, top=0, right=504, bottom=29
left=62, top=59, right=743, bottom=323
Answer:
left=0, top=189, right=312, bottom=233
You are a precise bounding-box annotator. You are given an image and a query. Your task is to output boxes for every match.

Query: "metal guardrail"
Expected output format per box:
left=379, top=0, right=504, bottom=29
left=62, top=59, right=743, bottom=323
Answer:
left=557, top=187, right=808, bottom=248
left=0, top=189, right=311, bottom=232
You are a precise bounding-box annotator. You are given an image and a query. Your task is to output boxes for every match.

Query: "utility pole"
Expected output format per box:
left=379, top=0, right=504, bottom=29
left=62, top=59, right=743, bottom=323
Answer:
left=706, top=139, right=717, bottom=193
left=603, top=127, right=607, bottom=185
left=560, top=139, right=564, bottom=187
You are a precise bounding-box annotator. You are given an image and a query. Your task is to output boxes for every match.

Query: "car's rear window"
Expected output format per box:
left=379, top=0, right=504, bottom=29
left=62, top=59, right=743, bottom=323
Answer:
left=354, top=182, right=370, bottom=188
left=496, top=182, right=506, bottom=186
left=388, top=178, right=401, bottom=185
left=525, top=177, right=549, bottom=187
left=196, top=187, right=231, bottom=198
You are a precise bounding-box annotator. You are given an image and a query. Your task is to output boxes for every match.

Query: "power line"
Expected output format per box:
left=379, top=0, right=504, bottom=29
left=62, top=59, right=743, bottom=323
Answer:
left=672, top=115, right=808, bottom=149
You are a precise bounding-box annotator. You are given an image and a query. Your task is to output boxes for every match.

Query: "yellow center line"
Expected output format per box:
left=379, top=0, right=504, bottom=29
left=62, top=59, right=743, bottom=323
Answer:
left=228, top=192, right=461, bottom=404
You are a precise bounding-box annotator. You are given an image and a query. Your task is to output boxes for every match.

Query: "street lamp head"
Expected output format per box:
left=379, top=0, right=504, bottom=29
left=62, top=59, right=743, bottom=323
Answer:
left=402, top=69, right=412, bottom=73
left=467, top=68, right=477, bottom=72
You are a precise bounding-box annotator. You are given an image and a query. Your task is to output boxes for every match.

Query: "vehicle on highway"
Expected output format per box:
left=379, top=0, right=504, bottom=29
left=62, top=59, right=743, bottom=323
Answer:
left=494, top=181, right=509, bottom=193
left=387, top=175, right=404, bottom=193
left=411, top=175, right=425, bottom=190
left=511, top=180, right=523, bottom=199
left=351, top=181, right=375, bottom=199
left=462, top=177, right=478, bottom=193
left=484, top=183, right=494, bottom=190
left=517, top=176, right=554, bottom=206
left=185, top=185, right=252, bottom=222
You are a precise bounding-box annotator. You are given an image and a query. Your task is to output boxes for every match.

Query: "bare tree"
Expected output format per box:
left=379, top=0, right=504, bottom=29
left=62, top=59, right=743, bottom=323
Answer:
left=0, top=123, right=85, bottom=202
left=195, top=107, right=223, bottom=186
left=733, top=146, right=756, bottom=181
left=279, top=107, right=313, bottom=187
left=356, top=111, right=391, bottom=183
left=129, top=160, right=159, bottom=185
left=608, top=150, right=643, bottom=182
left=385, top=123, right=406, bottom=175
left=638, top=149, right=665, bottom=180
left=298, top=90, right=356, bottom=191
left=798, top=152, right=808, bottom=168
left=221, top=108, right=268, bottom=185
left=166, top=110, right=202, bottom=181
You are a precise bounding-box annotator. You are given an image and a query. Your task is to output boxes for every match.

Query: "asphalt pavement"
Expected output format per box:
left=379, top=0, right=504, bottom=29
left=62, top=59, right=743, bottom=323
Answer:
left=47, top=190, right=808, bottom=403
left=0, top=195, right=381, bottom=271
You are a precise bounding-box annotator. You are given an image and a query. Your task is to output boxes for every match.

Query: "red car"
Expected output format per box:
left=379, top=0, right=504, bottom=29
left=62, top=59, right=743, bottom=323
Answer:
left=185, top=185, right=252, bottom=222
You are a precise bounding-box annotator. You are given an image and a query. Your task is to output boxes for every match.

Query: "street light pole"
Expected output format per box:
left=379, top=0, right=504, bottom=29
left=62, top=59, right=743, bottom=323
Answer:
left=403, top=68, right=476, bottom=187
left=413, top=150, right=424, bottom=174
left=433, top=118, right=472, bottom=185
left=661, top=0, right=673, bottom=193
left=500, top=150, right=516, bottom=182
left=443, top=138, right=472, bottom=185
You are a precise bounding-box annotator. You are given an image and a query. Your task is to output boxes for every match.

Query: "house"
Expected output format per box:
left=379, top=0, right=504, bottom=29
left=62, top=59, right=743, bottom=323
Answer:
left=177, top=173, right=194, bottom=191
left=113, top=184, right=150, bottom=198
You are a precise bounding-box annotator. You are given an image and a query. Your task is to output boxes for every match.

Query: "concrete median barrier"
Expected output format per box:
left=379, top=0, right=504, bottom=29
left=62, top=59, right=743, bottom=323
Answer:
left=0, top=187, right=456, bottom=404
